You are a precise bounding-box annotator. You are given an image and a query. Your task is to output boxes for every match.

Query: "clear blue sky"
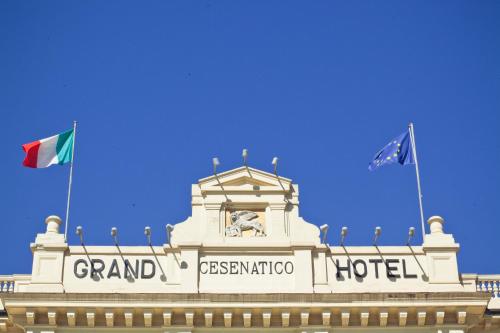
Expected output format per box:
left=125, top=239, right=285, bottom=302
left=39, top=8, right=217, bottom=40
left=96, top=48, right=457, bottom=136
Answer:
left=1, top=1, right=499, bottom=275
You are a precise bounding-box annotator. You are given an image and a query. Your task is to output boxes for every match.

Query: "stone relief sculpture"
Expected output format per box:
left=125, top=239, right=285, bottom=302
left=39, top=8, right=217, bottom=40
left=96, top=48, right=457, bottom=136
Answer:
left=225, top=211, right=266, bottom=237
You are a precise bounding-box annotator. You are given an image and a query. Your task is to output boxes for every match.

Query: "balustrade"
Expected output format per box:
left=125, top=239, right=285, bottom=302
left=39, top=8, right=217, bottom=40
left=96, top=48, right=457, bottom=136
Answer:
left=0, top=276, right=14, bottom=293
left=477, top=275, right=500, bottom=299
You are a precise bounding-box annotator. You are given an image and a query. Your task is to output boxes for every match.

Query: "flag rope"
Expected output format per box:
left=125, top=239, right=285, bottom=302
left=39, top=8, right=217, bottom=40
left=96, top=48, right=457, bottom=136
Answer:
left=64, top=121, right=77, bottom=242
left=408, top=122, right=426, bottom=242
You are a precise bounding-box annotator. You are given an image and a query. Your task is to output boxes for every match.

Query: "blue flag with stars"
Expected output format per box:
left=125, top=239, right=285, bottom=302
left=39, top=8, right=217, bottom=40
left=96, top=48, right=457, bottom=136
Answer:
left=368, top=130, right=415, bottom=171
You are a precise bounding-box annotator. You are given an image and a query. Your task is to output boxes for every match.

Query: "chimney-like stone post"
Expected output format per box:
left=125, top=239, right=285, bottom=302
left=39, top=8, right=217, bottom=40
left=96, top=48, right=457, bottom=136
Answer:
left=422, top=216, right=460, bottom=284
left=26, top=215, right=67, bottom=292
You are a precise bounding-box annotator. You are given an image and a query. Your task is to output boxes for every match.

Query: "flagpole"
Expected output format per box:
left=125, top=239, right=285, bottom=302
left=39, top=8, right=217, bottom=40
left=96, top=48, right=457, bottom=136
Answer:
left=64, top=121, right=77, bottom=242
left=408, top=122, right=426, bottom=242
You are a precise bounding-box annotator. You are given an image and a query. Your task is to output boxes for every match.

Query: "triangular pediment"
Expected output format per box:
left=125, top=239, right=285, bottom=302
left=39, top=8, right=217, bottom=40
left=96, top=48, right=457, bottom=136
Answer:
left=218, top=176, right=274, bottom=187
left=198, top=166, right=292, bottom=192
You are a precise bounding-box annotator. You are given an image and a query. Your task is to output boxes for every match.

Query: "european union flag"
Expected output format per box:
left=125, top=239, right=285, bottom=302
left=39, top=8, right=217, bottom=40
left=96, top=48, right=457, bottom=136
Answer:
left=368, top=130, right=415, bottom=171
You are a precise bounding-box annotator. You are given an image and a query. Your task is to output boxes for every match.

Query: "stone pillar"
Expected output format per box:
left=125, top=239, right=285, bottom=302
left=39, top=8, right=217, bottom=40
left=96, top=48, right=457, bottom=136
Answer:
left=422, top=216, right=460, bottom=284
left=293, top=246, right=314, bottom=293
left=313, top=246, right=329, bottom=292
left=268, top=203, right=287, bottom=239
left=178, top=244, right=200, bottom=293
left=204, top=203, right=223, bottom=241
left=26, top=215, right=67, bottom=293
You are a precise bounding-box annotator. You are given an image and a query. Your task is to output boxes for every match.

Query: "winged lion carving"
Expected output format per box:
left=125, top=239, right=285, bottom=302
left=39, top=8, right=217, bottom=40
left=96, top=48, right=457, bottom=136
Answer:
left=225, top=210, right=266, bottom=237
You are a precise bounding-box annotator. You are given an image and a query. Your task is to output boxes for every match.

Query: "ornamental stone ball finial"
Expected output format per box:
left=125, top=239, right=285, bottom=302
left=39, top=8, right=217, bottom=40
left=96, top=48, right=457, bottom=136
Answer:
left=45, top=215, right=62, bottom=234
left=427, top=215, right=444, bottom=234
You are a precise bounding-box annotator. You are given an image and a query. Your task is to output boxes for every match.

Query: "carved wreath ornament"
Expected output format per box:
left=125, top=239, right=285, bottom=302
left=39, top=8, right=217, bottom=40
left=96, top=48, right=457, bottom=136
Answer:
left=225, top=211, right=266, bottom=237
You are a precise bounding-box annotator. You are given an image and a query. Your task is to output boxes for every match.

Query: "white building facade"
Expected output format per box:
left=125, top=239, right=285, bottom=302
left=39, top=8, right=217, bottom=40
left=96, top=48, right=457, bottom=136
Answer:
left=0, top=166, right=499, bottom=333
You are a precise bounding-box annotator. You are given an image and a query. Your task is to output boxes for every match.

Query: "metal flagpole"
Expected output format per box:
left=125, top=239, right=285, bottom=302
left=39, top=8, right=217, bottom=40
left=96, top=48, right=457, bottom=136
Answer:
left=408, top=122, right=426, bottom=242
left=64, top=121, right=77, bottom=242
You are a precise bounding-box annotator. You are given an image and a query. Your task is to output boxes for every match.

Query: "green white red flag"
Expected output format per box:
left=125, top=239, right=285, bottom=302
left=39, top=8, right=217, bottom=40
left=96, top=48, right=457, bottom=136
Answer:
left=22, top=129, right=74, bottom=168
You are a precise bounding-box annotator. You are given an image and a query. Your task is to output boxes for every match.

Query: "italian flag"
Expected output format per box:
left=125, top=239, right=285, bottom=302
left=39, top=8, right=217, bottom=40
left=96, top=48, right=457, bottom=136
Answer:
left=22, top=129, right=74, bottom=168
